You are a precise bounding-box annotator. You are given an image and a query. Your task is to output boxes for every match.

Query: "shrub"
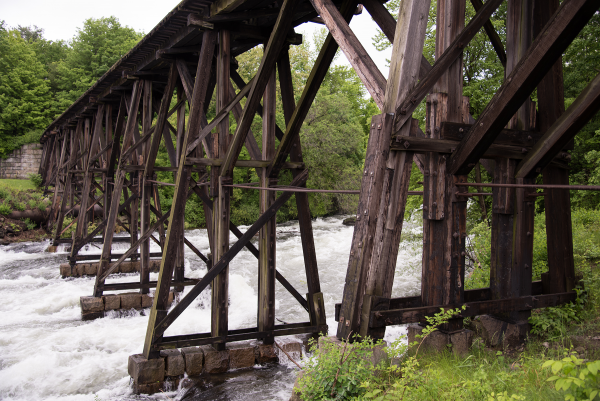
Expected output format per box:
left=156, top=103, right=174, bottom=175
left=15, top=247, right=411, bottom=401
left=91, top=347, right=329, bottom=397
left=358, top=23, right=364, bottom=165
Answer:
left=543, top=354, right=600, bottom=400
left=0, top=202, right=11, bottom=215
left=23, top=218, right=36, bottom=231
left=529, top=287, right=586, bottom=340
left=0, top=188, right=9, bottom=199
left=28, top=173, right=43, bottom=188
left=14, top=202, right=26, bottom=212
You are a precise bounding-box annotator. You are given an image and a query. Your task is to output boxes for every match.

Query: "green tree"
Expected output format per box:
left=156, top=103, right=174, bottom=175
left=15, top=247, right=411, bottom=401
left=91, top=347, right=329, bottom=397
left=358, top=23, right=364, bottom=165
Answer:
left=0, top=22, right=53, bottom=156
left=53, top=16, right=143, bottom=109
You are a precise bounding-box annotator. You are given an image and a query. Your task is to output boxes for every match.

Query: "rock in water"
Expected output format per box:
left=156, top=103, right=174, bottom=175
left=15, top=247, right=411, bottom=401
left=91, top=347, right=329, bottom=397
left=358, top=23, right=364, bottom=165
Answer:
left=342, top=216, right=357, bottom=226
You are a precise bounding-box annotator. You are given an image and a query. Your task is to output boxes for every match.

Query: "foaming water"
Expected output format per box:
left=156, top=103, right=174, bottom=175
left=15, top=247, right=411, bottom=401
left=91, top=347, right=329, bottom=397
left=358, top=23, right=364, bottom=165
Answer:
left=0, top=215, right=423, bottom=400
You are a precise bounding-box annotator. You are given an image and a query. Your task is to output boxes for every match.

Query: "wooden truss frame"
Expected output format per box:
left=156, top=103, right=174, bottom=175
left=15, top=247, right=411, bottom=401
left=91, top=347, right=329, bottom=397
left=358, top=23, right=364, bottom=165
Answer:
left=38, top=0, right=600, bottom=356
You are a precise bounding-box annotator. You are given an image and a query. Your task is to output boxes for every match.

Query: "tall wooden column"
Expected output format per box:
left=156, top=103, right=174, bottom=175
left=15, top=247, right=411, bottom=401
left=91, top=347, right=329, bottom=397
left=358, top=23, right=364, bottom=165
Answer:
left=212, top=29, right=231, bottom=351
left=535, top=0, right=576, bottom=294
left=258, top=70, right=277, bottom=344
left=490, top=0, right=534, bottom=324
left=421, top=0, right=467, bottom=332
left=337, top=0, right=431, bottom=340
left=140, top=81, right=153, bottom=294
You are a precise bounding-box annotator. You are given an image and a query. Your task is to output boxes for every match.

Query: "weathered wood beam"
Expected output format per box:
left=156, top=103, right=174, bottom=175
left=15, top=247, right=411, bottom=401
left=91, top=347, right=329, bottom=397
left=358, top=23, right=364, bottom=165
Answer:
left=360, top=0, right=432, bottom=81
left=449, top=0, right=600, bottom=175
left=220, top=0, right=299, bottom=177
left=369, top=292, right=576, bottom=327
left=310, top=0, right=386, bottom=108
left=186, top=157, right=303, bottom=169
left=516, top=71, right=600, bottom=178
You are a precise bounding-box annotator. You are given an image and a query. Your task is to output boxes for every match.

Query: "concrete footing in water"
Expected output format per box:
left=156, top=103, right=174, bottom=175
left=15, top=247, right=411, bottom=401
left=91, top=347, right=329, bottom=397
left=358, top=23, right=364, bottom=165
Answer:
left=60, top=259, right=161, bottom=277
left=128, top=340, right=304, bottom=395
left=79, top=291, right=174, bottom=320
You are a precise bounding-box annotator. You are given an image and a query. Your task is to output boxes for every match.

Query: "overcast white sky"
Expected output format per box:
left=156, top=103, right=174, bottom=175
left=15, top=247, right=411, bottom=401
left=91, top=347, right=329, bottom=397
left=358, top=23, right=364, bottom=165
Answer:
left=0, top=0, right=392, bottom=77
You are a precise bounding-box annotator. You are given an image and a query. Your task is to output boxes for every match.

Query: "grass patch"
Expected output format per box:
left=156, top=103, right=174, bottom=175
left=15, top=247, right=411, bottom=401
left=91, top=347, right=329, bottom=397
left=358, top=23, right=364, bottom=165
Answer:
left=0, top=179, right=37, bottom=191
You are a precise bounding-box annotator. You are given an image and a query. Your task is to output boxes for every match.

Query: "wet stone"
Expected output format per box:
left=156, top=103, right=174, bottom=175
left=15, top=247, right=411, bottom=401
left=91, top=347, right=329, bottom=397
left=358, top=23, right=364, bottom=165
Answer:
left=84, top=263, right=97, bottom=276
left=120, top=293, right=142, bottom=310
left=160, top=349, right=185, bottom=377
left=227, top=344, right=255, bottom=370
left=128, top=354, right=165, bottom=385
left=255, top=344, right=278, bottom=364
left=202, top=345, right=230, bottom=373
left=181, top=346, right=204, bottom=376
left=103, top=294, right=120, bottom=311
left=59, top=263, right=72, bottom=277
left=80, top=296, right=104, bottom=313
left=141, top=294, right=153, bottom=308
left=277, top=342, right=302, bottom=365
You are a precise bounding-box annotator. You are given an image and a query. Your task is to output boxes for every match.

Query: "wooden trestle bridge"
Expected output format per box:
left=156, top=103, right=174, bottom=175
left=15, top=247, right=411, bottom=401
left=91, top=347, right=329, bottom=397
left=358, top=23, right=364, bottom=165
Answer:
left=39, top=0, right=600, bottom=363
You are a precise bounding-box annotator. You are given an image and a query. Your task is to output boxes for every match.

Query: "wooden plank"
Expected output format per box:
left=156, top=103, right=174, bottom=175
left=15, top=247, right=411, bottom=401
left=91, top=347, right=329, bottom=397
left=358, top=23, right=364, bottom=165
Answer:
left=310, top=0, right=386, bottom=108
left=369, top=292, right=577, bottom=327
left=150, top=170, right=309, bottom=342
left=440, top=122, right=541, bottom=147
left=220, top=0, right=299, bottom=177
left=392, top=0, right=503, bottom=132
left=449, top=0, right=600, bottom=175
left=211, top=0, right=245, bottom=16
left=268, top=0, right=358, bottom=180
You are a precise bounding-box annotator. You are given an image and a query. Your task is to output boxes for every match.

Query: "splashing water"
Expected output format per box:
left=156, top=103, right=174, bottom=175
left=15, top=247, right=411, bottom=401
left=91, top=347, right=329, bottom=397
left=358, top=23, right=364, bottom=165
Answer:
left=0, top=215, right=422, bottom=400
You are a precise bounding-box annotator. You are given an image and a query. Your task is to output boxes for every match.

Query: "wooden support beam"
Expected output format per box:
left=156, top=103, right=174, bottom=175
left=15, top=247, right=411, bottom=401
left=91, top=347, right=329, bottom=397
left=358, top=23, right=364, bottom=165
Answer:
left=277, top=46, right=326, bottom=327
left=258, top=70, right=277, bottom=344
left=534, top=0, right=576, bottom=295
left=360, top=0, right=433, bottom=81
left=310, top=0, right=386, bottom=108
left=369, top=292, right=576, bottom=327
left=220, top=0, right=298, bottom=177
left=516, top=71, right=600, bottom=178
left=449, top=0, right=600, bottom=175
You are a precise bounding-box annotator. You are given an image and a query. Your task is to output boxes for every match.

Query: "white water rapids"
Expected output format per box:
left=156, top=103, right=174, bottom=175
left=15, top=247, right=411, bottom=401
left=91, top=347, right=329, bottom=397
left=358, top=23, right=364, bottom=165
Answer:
left=0, top=215, right=423, bottom=401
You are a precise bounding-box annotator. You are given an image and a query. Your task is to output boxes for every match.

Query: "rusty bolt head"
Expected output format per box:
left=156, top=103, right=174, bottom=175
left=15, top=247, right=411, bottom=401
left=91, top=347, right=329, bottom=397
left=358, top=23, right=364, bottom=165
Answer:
left=404, top=141, right=410, bottom=149
left=459, top=128, right=464, bottom=133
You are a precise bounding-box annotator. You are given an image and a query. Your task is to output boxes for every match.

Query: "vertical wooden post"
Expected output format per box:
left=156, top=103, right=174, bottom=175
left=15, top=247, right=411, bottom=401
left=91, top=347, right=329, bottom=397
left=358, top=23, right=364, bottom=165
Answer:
left=104, top=104, right=113, bottom=222
left=421, top=0, right=466, bottom=333
left=490, top=0, right=534, bottom=326
left=337, top=0, right=431, bottom=340
left=140, top=81, right=153, bottom=294
left=277, top=48, right=326, bottom=329
left=534, top=0, right=576, bottom=294
left=212, top=29, right=231, bottom=351
left=258, top=70, right=277, bottom=344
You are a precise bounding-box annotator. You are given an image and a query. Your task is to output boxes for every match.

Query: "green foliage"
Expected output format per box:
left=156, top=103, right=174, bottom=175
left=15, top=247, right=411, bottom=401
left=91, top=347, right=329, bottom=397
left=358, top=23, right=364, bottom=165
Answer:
left=543, top=354, right=600, bottom=401
left=28, top=173, right=42, bottom=188
left=0, top=23, right=53, bottom=156
left=0, top=187, right=8, bottom=200
left=23, top=218, right=35, bottom=230
left=52, top=16, right=143, bottom=109
left=529, top=288, right=587, bottom=340
left=13, top=201, right=25, bottom=212
left=0, top=202, right=11, bottom=215
left=298, top=335, right=383, bottom=400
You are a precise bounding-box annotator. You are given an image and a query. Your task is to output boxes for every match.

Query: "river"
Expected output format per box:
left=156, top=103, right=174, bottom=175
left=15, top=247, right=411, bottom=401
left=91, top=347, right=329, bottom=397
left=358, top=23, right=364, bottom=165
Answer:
left=0, top=215, right=423, bottom=401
